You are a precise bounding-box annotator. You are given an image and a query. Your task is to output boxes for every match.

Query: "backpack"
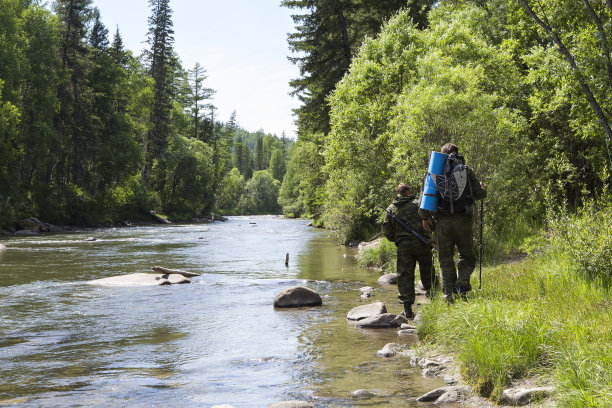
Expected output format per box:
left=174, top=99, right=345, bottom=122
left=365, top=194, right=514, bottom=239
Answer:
left=434, top=152, right=473, bottom=214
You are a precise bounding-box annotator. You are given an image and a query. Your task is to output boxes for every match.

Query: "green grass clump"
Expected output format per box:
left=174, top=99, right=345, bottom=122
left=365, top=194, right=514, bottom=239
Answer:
left=418, top=245, right=612, bottom=405
left=356, top=237, right=397, bottom=270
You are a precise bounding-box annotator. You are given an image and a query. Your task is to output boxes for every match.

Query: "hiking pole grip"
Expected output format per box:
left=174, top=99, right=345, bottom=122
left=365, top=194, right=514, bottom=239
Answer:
left=479, top=199, right=484, bottom=289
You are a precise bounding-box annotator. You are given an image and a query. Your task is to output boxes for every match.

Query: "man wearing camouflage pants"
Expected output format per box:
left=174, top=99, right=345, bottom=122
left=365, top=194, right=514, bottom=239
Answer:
left=382, top=183, right=437, bottom=318
left=420, top=143, right=487, bottom=301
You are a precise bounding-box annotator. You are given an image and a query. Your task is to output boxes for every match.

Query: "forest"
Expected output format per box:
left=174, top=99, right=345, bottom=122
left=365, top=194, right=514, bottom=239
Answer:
left=0, top=0, right=291, bottom=228
left=280, top=0, right=611, bottom=251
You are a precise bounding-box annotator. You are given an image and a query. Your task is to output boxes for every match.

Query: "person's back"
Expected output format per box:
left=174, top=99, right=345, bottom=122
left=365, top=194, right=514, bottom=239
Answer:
left=419, top=143, right=487, bottom=300
left=383, top=183, right=436, bottom=318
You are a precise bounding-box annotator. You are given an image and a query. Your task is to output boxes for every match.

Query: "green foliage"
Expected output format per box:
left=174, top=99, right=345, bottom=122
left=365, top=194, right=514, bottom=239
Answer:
left=159, top=134, right=214, bottom=215
left=279, top=141, right=325, bottom=220
left=356, top=237, right=396, bottom=270
left=238, top=170, right=281, bottom=214
left=105, top=175, right=158, bottom=221
left=547, top=199, right=612, bottom=287
left=215, top=167, right=245, bottom=212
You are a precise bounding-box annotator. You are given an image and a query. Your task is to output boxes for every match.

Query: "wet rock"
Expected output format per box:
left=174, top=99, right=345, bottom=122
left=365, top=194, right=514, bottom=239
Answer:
left=413, top=311, right=422, bottom=325
left=347, top=301, right=386, bottom=321
left=84, top=237, right=97, bottom=241
left=354, top=313, right=407, bottom=328
left=376, top=343, right=403, bottom=357
left=416, top=385, right=471, bottom=403
left=268, top=401, right=315, bottom=408
left=434, top=385, right=472, bottom=404
left=360, top=286, right=374, bottom=298
left=0, top=243, right=6, bottom=250
left=273, top=286, right=322, bottom=308
left=87, top=273, right=191, bottom=286
left=377, top=273, right=398, bottom=285
left=16, top=218, right=44, bottom=231
left=400, top=323, right=417, bottom=330
left=422, top=366, right=444, bottom=377
left=351, top=389, right=377, bottom=398
left=500, top=387, right=555, bottom=406
left=398, top=328, right=418, bottom=336
left=443, top=376, right=458, bottom=385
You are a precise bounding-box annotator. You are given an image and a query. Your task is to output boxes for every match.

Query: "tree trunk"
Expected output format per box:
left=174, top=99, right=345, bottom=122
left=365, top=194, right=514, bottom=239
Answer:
left=518, top=0, right=612, bottom=146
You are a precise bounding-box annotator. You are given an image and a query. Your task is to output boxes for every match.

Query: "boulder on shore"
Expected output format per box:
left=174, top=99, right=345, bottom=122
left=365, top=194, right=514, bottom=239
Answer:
left=274, top=286, right=322, bottom=308
left=347, top=301, right=387, bottom=321
left=87, top=272, right=191, bottom=286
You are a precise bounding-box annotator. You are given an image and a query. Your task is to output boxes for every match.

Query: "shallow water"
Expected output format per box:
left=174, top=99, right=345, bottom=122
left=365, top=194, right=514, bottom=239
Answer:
left=0, top=216, right=445, bottom=407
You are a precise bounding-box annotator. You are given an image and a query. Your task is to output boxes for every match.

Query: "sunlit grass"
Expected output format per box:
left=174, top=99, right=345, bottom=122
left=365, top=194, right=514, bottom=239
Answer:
left=418, top=251, right=612, bottom=405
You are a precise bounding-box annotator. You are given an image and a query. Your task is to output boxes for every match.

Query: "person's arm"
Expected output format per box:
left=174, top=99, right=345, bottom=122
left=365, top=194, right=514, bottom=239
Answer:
left=469, top=167, right=487, bottom=200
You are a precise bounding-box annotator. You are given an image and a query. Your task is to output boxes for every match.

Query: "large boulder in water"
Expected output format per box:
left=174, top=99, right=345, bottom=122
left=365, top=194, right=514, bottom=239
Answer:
left=87, top=273, right=191, bottom=286
left=354, top=313, right=407, bottom=328
left=347, top=301, right=387, bottom=321
left=274, top=286, right=322, bottom=308
left=378, top=273, right=398, bottom=285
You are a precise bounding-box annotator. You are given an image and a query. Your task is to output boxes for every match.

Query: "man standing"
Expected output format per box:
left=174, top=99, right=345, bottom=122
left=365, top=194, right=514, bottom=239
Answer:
left=382, top=183, right=437, bottom=318
left=420, top=143, right=487, bottom=301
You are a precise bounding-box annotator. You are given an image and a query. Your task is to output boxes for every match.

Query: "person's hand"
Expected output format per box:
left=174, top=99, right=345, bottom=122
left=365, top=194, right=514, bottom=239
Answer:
left=422, top=219, right=433, bottom=232
left=480, top=181, right=487, bottom=190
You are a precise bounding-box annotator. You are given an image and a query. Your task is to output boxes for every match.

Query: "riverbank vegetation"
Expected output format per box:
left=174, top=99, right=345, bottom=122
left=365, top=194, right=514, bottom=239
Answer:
left=357, top=202, right=612, bottom=406
left=280, top=0, right=611, bottom=405
left=0, top=0, right=289, bottom=229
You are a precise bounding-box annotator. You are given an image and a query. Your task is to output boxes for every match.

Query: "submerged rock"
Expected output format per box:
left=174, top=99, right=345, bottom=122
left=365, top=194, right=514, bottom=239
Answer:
left=376, top=343, right=404, bottom=357
left=347, top=301, right=387, bottom=321
left=87, top=272, right=191, bottom=286
left=273, top=286, right=322, bottom=308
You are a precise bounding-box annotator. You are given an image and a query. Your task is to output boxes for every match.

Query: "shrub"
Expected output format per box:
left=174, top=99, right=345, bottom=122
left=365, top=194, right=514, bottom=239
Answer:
left=548, top=199, right=612, bottom=287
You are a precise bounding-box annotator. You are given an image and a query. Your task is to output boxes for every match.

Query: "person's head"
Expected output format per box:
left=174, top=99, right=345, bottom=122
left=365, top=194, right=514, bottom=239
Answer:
left=396, top=183, right=410, bottom=196
left=441, top=143, right=459, bottom=155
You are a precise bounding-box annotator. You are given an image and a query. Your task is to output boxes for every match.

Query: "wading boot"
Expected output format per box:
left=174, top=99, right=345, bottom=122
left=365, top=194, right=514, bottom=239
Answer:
left=400, top=303, right=415, bottom=319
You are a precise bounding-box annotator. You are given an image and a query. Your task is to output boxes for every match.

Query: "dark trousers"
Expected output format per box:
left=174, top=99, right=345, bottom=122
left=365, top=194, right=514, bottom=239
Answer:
left=396, top=240, right=436, bottom=304
left=436, top=214, right=476, bottom=295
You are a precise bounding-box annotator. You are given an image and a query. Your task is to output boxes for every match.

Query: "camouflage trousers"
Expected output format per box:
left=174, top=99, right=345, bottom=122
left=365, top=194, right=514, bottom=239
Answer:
left=435, top=213, right=476, bottom=295
left=396, top=239, right=436, bottom=305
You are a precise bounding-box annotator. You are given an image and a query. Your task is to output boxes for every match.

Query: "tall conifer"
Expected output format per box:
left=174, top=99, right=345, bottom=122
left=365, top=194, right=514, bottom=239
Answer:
left=144, top=0, right=174, bottom=185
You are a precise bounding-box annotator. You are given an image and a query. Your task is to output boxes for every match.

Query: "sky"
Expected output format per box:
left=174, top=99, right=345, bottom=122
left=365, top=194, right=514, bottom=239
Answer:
left=91, top=0, right=300, bottom=139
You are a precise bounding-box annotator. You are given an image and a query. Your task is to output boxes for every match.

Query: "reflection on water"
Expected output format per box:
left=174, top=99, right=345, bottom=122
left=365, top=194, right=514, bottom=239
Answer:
left=0, top=217, right=444, bottom=407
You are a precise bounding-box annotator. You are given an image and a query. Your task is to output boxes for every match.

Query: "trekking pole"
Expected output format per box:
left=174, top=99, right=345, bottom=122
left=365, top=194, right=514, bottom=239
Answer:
left=479, top=199, right=484, bottom=289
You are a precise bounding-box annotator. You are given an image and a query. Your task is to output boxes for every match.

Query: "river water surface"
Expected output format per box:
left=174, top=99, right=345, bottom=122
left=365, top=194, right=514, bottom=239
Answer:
left=0, top=216, right=445, bottom=407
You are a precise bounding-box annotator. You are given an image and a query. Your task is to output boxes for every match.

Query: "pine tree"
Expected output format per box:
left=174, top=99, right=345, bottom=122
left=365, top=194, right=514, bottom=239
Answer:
left=188, top=62, right=215, bottom=140
left=54, top=0, right=95, bottom=186
left=255, top=135, right=264, bottom=170
left=143, top=0, right=174, bottom=185
left=282, top=0, right=432, bottom=137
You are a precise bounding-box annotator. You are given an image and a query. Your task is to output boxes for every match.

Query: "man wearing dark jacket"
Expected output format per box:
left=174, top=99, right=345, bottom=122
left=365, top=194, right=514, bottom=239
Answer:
left=419, top=143, right=487, bottom=301
left=382, top=183, right=437, bottom=318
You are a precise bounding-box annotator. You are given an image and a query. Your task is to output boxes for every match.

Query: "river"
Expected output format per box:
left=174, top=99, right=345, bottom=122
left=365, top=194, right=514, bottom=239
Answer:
left=0, top=216, right=446, bottom=407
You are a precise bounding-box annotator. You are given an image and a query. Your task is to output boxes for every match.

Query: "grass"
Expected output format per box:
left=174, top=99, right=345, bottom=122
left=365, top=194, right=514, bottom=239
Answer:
left=417, top=251, right=612, bottom=405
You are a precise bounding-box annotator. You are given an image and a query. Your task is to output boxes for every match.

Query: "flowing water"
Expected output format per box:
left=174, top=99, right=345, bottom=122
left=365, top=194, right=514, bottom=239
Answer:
left=0, top=216, right=446, bottom=407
